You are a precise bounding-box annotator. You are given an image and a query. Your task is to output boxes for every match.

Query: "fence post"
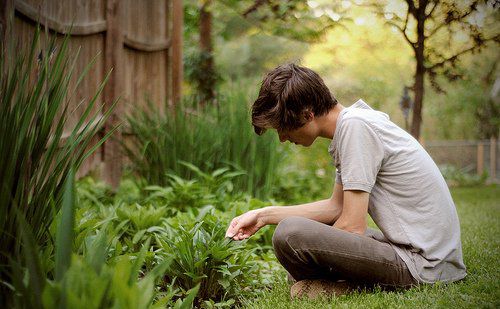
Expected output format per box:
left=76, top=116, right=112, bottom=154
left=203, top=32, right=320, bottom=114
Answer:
left=491, top=138, right=497, bottom=181
left=477, top=142, right=484, bottom=175
left=103, top=0, right=124, bottom=189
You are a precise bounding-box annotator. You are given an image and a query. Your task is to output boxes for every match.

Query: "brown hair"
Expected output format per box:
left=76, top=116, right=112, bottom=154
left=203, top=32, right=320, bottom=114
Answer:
left=251, top=63, right=338, bottom=135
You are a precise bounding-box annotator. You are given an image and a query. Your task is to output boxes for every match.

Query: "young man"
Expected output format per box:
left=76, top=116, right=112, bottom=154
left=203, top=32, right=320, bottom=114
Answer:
left=225, top=63, right=467, bottom=299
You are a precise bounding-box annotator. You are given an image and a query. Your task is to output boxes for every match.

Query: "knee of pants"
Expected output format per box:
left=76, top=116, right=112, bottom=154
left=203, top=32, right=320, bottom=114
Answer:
left=272, top=216, right=309, bottom=251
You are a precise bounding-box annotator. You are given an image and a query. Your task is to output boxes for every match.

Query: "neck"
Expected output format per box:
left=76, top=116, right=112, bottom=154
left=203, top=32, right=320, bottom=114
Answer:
left=316, top=104, right=345, bottom=139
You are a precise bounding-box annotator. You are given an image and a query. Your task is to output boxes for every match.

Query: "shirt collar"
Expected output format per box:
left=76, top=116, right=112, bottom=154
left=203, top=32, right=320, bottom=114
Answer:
left=327, top=99, right=372, bottom=157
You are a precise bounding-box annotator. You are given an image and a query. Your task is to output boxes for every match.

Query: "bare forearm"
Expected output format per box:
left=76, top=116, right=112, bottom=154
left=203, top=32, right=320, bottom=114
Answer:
left=331, top=190, right=369, bottom=235
left=257, top=199, right=342, bottom=226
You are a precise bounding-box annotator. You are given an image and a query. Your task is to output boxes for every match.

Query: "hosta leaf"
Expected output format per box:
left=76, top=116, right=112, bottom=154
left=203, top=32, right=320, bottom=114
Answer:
left=175, top=283, right=200, bottom=309
left=211, top=167, right=230, bottom=178
left=183, top=271, right=206, bottom=281
left=195, top=205, right=215, bottom=221
left=217, top=278, right=231, bottom=290
left=194, top=257, right=208, bottom=268
left=132, top=229, right=147, bottom=244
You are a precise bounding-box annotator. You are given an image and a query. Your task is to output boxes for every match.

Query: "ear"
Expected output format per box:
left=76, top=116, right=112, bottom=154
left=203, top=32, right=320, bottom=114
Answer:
left=303, top=110, right=314, bottom=122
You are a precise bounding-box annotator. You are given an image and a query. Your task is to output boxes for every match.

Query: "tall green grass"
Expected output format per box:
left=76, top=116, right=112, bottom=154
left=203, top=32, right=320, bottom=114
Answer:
left=0, top=26, right=115, bottom=305
left=124, top=86, right=284, bottom=198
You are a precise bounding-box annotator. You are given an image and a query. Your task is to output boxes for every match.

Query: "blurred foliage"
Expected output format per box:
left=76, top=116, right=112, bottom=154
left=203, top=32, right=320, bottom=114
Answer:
left=182, top=0, right=347, bottom=96
left=273, top=139, right=335, bottom=204
left=426, top=52, right=499, bottom=139
left=439, top=164, right=488, bottom=187
left=125, top=85, right=283, bottom=198
left=215, top=33, right=309, bottom=80
left=183, top=0, right=346, bottom=45
left=184, top=49, right=223, bottom=103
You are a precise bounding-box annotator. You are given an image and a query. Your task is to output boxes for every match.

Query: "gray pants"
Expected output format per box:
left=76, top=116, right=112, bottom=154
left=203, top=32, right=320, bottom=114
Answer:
left=272, top=216, right=419, bottom=289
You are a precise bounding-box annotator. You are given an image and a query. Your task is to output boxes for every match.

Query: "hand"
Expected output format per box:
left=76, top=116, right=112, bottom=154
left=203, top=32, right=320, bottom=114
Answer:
left=225, top=209, right=265, bottom=241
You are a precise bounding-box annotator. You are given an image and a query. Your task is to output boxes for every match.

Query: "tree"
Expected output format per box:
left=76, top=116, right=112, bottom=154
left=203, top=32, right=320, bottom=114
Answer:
left=367, top=0, right=500, bottom=139
left=183, top=0, right=346, bottom=104
left=227, top=0, right=345, bottom=43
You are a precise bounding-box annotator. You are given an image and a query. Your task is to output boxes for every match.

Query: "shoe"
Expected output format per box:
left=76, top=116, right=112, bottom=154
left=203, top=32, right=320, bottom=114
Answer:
left=290, top=279, right=353, bottom=300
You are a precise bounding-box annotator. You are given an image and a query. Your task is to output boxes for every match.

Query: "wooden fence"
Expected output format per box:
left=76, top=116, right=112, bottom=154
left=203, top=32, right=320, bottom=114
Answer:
left=423, top=138, right=498, bottom=183
left=1, top=0, right=183, bottom=187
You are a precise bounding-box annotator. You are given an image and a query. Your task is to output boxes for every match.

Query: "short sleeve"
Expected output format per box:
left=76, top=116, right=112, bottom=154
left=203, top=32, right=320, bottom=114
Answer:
left=335, top=168, right=342, bottom=184
left=337, top=118, right=385, bottom=192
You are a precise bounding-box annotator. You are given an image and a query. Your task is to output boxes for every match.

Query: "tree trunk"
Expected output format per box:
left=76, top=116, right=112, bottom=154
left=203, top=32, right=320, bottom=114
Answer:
left=410, top=1, right=428, bottom=140
left=200, top=0, right=212, bottom=53
left=199, top=0, right=215, bottom=105
left=411, top=56, right=425, bottom=140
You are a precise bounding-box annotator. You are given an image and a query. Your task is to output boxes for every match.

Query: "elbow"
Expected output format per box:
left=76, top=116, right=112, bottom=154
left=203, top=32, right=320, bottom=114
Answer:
left=326, top=200, right=342, bottom=225
left=334, top=222, right=366, bottom=236
left=344, top=227, right=366, bottom=236
left=350, top=228, right=366, bottom=236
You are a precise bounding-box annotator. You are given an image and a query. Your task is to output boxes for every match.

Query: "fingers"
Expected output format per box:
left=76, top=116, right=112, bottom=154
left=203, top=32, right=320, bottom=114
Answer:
left=226, top=222, right=250, bottom=241
left=225, top=214, right=255, bottom=241
left=233, top=231, right=250, bottom=241
left=225, top=217, right=241, bottom=238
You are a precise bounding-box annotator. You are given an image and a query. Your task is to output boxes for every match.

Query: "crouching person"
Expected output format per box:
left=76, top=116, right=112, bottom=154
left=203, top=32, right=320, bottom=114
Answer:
left=225, top=63, right=466, bottom=300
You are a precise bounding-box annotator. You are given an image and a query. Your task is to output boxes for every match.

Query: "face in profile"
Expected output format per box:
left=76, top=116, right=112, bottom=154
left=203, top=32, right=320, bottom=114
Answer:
left=277, top=120, right=318, bottom=147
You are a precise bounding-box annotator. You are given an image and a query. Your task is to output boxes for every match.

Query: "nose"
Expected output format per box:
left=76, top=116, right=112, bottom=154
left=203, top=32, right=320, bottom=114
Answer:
left=278, top=133, right=287, bottom=143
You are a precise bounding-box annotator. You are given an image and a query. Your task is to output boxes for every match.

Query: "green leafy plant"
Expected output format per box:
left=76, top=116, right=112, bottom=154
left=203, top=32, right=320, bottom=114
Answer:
left=124, top=86, right=283, bottom=198
left=157, top=209, right=275, bottom=307
left=70, top=178, right=280, bottom=308
left=145, top=163, right=246, bottom=212
left=0, top=26, right=116, bottom=305
left=7, top=171, right=194, bottom=309
left=43, top=233, right=177, bottom=309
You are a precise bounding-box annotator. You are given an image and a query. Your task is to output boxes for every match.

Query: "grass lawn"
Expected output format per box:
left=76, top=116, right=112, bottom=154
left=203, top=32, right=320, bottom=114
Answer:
left=242, top=185, right=500, bottom=308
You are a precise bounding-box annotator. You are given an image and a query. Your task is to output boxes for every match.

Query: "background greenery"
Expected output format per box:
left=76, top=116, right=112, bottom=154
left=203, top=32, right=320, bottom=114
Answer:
left=181, top=0, right=499, bottom=140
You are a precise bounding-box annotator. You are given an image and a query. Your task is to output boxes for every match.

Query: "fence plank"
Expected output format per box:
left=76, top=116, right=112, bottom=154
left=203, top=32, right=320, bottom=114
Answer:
left=14, top=0, right=106, bottom=35
left=123, top=35, right=170, bottom=51
left=0, top=0, right=14, bottom=47
left=477, top=142, right=484, bottom=175
left=103, top=0, right=124, bottom=188
left=491, top=138, right=497, bottom=181
left=171, top=0, right=183, bottom=105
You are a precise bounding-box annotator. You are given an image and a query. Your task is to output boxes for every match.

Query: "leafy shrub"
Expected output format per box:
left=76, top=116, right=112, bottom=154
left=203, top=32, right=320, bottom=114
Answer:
left=145, top=163, right=246, bottom=212
left=157, top=208, right=277, bottom=307
left=124, top=86, right=283, bottom=198
left=43, top=227, right=200, bottom=309
left=439, top=164, right=488, bottom=187
left=77, top=177, right=116, bottom=206
left=42, top=238, right=178, bottom=309
left=77, top=177, right=143, bottom=209
left=73, top=175, right=281, bottom=308
left=11, top=163, right=281, bottom=308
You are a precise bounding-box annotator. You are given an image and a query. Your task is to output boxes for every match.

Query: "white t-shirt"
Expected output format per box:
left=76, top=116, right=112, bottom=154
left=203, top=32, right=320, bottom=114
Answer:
left=328, top=99, right=467, bottom=283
